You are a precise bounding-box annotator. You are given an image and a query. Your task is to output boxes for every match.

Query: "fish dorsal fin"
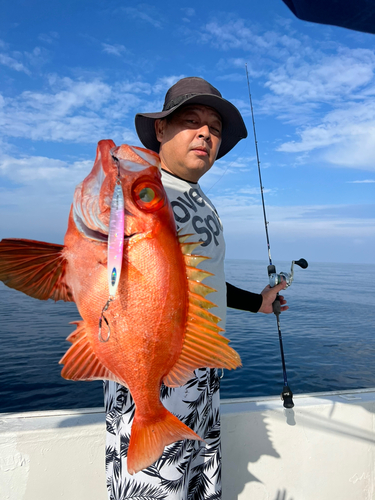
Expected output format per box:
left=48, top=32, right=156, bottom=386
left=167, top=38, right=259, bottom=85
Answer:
left=59, top=321, right=124, bottom=385
left=163, top=234, right=242, bottom=388
left=0, top=238, right=73, bottom=302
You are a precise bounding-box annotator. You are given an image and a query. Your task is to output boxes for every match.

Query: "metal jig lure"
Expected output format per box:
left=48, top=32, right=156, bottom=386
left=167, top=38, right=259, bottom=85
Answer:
left=98, top=155, right=125, bottom=343
left=245, top=64, right=308, bottom=408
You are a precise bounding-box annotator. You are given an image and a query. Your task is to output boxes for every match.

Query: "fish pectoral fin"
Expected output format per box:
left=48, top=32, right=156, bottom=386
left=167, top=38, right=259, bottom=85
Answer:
left=0, top=238, right=74, bottom=302
left=59, top=321, right=124, bottom=384
left=127, top=407, right=202, bottom=474
left=163, top=306, right=242, bottom=388
left=163, top=326, right=241, bottom=387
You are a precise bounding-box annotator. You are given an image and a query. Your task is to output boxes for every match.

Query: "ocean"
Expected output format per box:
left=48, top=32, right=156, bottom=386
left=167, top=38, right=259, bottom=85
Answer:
left=1, top=259, right=374, bottom=413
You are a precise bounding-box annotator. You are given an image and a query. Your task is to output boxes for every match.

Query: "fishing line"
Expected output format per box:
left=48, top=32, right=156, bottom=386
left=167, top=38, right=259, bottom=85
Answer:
left=245, top=64, right=308, bottom=409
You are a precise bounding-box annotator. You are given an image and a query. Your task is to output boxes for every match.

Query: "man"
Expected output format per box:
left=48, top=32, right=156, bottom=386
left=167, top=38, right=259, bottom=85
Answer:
left=104, top=77, right=287, bottom=500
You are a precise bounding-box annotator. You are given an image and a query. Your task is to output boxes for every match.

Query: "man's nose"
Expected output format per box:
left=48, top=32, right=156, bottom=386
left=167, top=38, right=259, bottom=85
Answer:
left=197, top=124, right=211, bottom=140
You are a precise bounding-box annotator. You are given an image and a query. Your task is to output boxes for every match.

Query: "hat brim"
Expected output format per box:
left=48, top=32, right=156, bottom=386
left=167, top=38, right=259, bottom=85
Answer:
left=135, top=94, right=247, bottom=160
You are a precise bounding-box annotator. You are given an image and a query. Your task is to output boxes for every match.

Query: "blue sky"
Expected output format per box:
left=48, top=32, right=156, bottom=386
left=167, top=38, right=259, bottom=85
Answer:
left=1, top=0, right=374, bottom=264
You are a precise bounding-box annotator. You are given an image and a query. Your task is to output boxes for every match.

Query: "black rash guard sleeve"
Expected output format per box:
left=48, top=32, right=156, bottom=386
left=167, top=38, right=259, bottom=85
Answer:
left=226, top=282, right=263, bottom=313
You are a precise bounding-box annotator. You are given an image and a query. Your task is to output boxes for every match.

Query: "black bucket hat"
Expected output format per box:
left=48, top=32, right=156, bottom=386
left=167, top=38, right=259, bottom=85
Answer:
left=135, top=77, right=248, bottom=159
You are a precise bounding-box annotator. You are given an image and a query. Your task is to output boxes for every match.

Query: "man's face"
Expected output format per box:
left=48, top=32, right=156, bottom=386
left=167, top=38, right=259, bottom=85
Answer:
left=155, top=104, right=222, bottom=183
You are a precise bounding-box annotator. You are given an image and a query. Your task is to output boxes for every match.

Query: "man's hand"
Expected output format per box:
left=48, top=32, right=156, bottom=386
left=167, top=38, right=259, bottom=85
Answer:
left=258, top=281, right=288, bottom=314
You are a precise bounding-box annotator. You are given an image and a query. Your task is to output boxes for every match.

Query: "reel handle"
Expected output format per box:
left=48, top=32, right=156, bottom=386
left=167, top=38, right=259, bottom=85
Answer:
left=294, top=258, right=308, bottom=269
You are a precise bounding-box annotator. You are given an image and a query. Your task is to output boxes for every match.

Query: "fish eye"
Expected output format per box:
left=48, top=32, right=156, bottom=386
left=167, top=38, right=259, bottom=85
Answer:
left=139, top=187, right=155, bottom=203
left=132, top=180, right=165, bottom=212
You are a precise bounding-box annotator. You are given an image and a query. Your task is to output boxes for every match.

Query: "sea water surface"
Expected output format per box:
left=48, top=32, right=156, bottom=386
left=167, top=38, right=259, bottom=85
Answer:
left=1, top=260, right=374, bottom=413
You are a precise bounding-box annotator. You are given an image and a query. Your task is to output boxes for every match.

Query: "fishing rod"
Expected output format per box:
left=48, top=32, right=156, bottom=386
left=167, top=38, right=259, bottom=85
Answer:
left=245, top=64, right=308, bottom=409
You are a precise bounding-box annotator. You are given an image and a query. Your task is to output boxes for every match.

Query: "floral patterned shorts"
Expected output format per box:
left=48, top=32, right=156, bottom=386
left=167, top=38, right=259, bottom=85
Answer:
left=104, top=368, right=222, bottom=500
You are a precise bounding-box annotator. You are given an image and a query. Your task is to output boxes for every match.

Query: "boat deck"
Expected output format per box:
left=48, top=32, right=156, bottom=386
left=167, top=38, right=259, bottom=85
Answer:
left=1, top=388, right=375, bottom=499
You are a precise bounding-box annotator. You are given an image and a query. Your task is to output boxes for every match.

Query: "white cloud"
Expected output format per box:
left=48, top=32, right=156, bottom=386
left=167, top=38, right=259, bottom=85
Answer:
left=24, top=46, right=49, bottom=68
left=0, top=153, right=93, bottom=242
left=0, top=40, right=49, bottom=75
left=181, top=8, right=195, bottom=17
left=198, top=18, right=307, bottom=63
left=198, top=154, right=257, bottom=193
left=200, top=20, right=254, bottom=51
left=256, top=45, right=375, bottom=169
left=102, top=43, right=127, bottom=56
left=121, top=128, right=139, bottom=144
left=216, top=155, right=256, bottom=170
left=349, top=179, right=375, bottom=183
left=0, top=53, right=30, bottom=74
left=324, top=130, right=375, bottom=169
left=38, top=32, right=59, bottom=44
left=122, top=6, right=163, bottom=29
left=228, top=97, right=251, bottom=117
left=0, top=72, right=201, bottom=147
left=115, top=81, right=152, bottom=95
left=194, top=17, right=375, bottom=171
left=278, top=102, right=375, bottom=169
left=239, top=187, right=268, bottom=195
left=216, top=73, right=245, bottom=82
left=278, top=124, right=343, bottom=153
left=264, top=48, right=375, bottom=105
left=152, top=75, right=186, bottom=94
left=0, top=154, right=91, bottom=189
left=0, top=76, right=145, bottom=144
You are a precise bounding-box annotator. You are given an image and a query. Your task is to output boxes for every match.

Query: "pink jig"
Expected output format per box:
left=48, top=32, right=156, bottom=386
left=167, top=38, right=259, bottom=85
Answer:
left=99, top=173, right=124, bottom=342
left=107, top=181, right=125, bottom=298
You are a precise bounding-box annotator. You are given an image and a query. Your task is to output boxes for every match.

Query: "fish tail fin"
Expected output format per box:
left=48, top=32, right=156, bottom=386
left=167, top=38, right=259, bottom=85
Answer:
left=127, top=407, right=202, bottom=474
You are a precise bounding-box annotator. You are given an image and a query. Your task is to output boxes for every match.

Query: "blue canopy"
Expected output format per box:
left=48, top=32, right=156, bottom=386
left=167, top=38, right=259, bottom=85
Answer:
left=282, top=0, right=375, bottom=34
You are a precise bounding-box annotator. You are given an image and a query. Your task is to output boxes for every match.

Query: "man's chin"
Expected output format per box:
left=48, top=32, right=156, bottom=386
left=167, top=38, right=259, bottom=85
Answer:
left=190, top=156, right=213, bottom=169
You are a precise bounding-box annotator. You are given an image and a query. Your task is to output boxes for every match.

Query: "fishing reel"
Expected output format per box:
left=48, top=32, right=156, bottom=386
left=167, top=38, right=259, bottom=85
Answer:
left=268, top=259, right=308, bottom=288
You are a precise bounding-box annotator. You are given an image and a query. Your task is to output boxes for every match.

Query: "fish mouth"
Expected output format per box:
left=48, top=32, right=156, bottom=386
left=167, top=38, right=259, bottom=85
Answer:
left=74, top=212, right=109, bottom=242
left=124, top=232, right=139, bottom=240
left=75, top=212, right=143, bottom=243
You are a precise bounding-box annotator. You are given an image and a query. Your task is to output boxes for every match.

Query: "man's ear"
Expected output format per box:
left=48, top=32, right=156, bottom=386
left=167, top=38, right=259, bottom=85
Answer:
left=155, top=119, right=165, bottom=142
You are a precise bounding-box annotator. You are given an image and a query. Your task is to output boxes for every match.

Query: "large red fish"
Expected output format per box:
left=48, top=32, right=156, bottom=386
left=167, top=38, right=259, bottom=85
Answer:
left=0, top=140, right=241, bottom=474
